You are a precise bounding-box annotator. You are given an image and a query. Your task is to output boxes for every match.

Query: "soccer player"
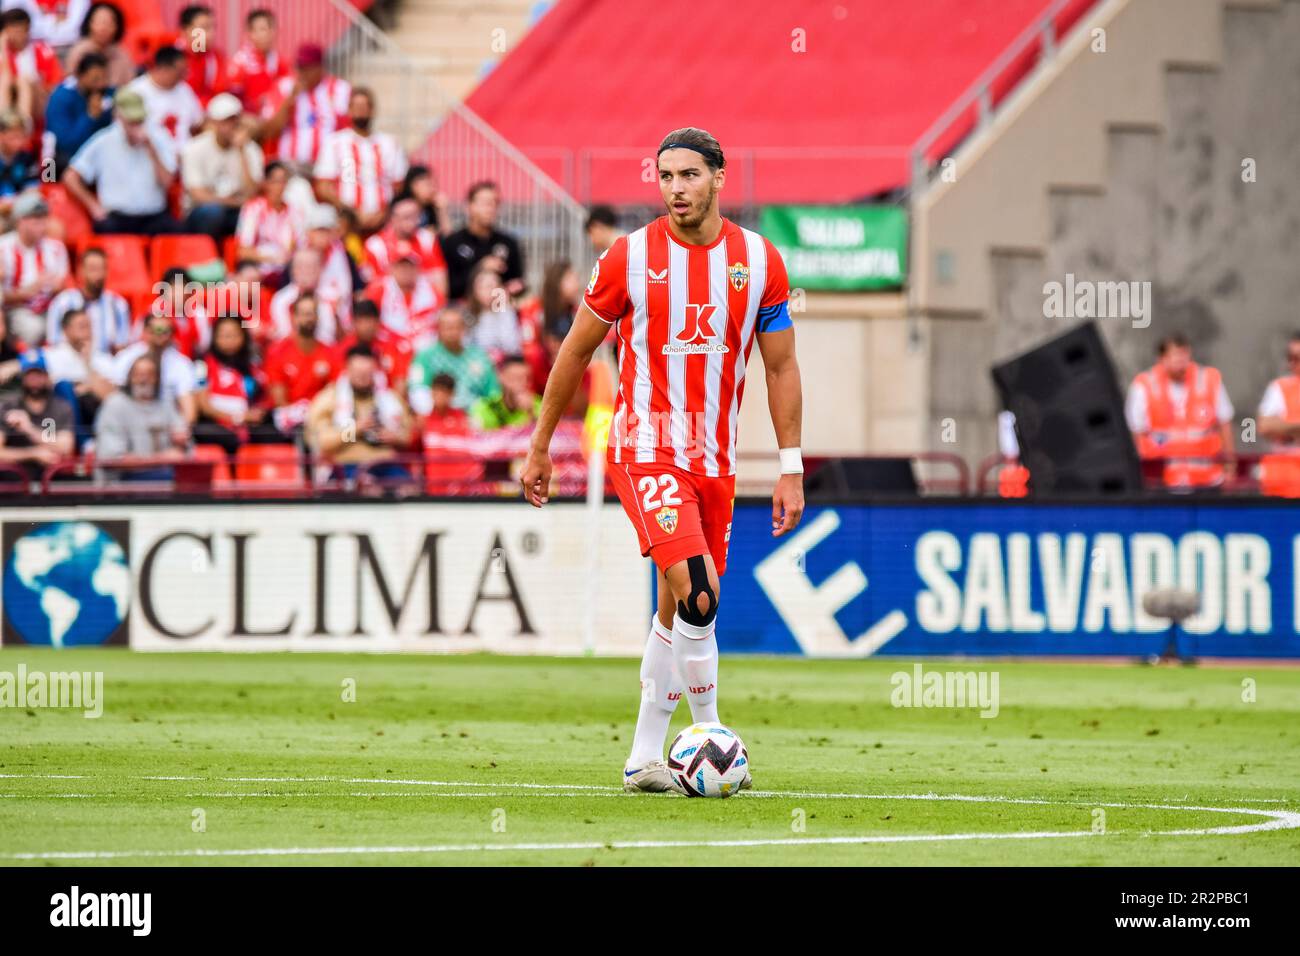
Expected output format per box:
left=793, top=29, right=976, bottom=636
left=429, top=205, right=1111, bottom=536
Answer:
left=520, top=127, right=804, bottom=793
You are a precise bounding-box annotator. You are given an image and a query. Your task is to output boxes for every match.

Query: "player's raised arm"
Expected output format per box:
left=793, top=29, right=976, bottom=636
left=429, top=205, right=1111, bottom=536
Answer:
left=757, top=323, right=804, bottom=536
left=520, top=302, right=613, bottom=506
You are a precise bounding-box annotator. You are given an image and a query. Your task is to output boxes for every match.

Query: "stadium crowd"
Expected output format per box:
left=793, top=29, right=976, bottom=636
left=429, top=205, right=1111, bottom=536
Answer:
left=0, top=2, right=606, bottom=488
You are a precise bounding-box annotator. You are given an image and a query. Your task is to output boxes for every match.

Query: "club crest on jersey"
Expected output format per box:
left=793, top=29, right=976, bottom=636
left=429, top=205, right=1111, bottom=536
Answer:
left=728, top=262, right=749, bottom=292
left=656, top=507, right=679, bottom=534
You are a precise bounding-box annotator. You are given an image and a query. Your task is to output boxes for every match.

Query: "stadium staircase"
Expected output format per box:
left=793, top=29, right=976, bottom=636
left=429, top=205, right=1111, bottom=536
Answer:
left=911, top=0, right=1299, bottom=464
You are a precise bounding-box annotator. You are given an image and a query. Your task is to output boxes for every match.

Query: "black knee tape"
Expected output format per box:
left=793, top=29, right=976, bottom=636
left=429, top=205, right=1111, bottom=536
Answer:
left=676, top=554, right=718, bottom=626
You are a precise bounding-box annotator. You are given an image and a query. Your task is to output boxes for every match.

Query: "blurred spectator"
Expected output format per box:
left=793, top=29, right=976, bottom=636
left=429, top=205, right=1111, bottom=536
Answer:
left=65, top=2, right=133, bottom=88
left=227, top=7, right=289, bottom=116
left=235, top=158, right=298, bottom=280
left=441, top=181, right=525, bottom=300
left=126, top=46, right=203, bottom=149
left=260, top=42, right=350, bottom=172
left=464, top=261, right=522, bottom=358
left=364, top=250, right=439, bottom=345
left=585, top=204, right=621, bottom=255
left=362, top=195, right=447, bottom=294
left=0, top=109, right=37, bottom=227
left=423, top=372, right=467, bottom=434
left=144, top=266, right=208, bottom=358
left=540, top=258, right=581, bottom=345
left=182, top=91, right=262, bottom=240
left=1127, top=332, right=1234, bottom=490
left=264, top=291, right=342, bottom=434
left=94, top=352, right=189, bottom=476
left=193, top=314, right=280, bottom=455
left=0, top=190, right=69, bottom=345
left=65, top=87, right=181, bottom=235
left=314, top=86, right=405, bottom=232
left=39, top=306, right=115, bottom=425
left=269, top=246, right=344, bottom=344
left=0, top=7, right=61, bottom=128
left=300, top=201, right=354, bottom=320
left=45, top=246, right=130, bottom=352
left=0, top=309, right=27, bottom=390
left=469, top=355, right=539, bottom=430
left=110, top=313, right=197, bottom=424
left=338, top=298, right=412, bottom=395
left=306, top=342, right=412, bottom=478
left=9, top=0, right=89, bottom=50
left=396, top=164, right=448, bottom=235
left=0, top=351, right=73, bottom=477
left=43, top=48, right=111, bottom=171
left=408, top=305, right=499, bottom=414
left=225, top=257, right=271, bottom=337
left=175, top=4, right=227, bottom=108
left=1257, top=333, right=1300, bottom=497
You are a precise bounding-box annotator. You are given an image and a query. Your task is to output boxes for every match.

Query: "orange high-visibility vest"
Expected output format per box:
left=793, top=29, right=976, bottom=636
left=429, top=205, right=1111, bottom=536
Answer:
left=1132, top=362, right=1225, bottom=489
left=1260, top=375, right=1300, bottom=498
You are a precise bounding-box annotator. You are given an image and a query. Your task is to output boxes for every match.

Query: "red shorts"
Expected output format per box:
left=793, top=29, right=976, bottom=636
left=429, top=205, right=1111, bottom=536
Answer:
left=609, top=460, right=736, bottom=576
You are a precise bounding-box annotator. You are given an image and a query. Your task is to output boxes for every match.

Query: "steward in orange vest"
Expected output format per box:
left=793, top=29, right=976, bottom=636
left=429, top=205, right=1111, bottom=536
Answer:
left=1127, top=336, right=1234, bottom=490
left=1257, top=336, right=1300, bottom=497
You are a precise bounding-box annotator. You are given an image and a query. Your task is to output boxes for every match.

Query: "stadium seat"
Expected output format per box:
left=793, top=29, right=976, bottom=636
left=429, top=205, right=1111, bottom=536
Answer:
left=222, top=236, right=239, bottom=273
left=190, top=444, right=232, bottom=484
left=43, top=183, right=93, bottom=252
left=150, top=234, right=220, bottom=276
left=233, top=444, right=304, bottom=491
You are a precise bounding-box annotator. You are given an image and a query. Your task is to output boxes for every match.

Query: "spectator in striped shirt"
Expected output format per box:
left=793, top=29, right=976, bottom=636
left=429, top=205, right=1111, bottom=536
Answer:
left=0, top=7, right=61, bottom=132
left=313, top=86, right=406, bottom=233
left=235, top=159, right=299, bottom=283
left=44, top=246, right=131, bottom=353
left=0, top=190, right=69, bottom=346
left=258, top=43, right=350, bottom=173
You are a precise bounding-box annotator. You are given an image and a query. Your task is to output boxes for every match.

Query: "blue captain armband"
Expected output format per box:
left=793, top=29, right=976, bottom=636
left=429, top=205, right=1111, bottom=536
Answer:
left=757, top=300, right=792, bottom=333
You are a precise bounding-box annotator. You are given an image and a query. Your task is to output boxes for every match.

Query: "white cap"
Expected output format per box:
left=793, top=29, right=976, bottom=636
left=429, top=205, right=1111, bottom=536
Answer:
left=305, top=203, right=339, bottom=231
left=207, top=92, right=243, bottom=121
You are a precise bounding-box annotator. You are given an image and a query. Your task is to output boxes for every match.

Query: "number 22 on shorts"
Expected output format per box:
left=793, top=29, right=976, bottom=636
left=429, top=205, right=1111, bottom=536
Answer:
left=638, top=474, right=682, bottom=512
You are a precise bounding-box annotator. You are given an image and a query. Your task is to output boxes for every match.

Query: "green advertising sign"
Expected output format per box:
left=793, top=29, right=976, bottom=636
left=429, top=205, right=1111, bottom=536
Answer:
left=760, top=205, right=908, bottom=290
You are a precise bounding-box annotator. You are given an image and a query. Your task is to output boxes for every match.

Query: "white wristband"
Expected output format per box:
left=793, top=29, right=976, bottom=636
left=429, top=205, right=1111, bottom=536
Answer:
left=778, top=447, right=804, bottom=475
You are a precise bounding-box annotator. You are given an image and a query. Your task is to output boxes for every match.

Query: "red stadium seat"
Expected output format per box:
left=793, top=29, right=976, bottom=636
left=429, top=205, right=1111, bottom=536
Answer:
left=189, top=443, right=232, bottom=483
left=150, top=234, right=220, bottom=276
left=234, top=444, right=304, bottom=490
left=43, top=183, right=93, bottom=251
left=222, top=236, right=240, bottom=273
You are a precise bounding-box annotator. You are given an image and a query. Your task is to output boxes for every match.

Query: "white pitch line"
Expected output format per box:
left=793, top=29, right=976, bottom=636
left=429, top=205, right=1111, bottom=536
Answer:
left=3, top=785, right=1298, bottom=860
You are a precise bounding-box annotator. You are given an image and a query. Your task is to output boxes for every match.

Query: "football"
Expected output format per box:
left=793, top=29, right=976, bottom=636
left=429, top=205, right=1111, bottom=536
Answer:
left=667, top=723, right=749, bottom=797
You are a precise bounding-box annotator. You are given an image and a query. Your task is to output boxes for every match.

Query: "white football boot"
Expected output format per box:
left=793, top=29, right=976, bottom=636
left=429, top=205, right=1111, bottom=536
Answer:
left=623, top=760, right=677, bottom=793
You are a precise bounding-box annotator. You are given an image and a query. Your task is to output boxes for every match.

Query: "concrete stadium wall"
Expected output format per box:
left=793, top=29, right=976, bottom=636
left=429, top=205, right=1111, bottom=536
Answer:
left=910, top=0, right=1299, bottom=465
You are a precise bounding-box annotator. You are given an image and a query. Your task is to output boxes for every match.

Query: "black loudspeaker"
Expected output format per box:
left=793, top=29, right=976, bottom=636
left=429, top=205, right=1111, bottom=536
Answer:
left=991, top=321, right=1142, bottom=495
left=805, top=456, right=919, bottom=499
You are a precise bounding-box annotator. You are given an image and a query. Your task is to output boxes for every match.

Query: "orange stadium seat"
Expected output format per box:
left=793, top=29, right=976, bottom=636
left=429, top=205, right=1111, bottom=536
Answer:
left=43, top=183, right=93, bottom=251
left=150, top=234, right=220, bottom=275
left=234, top=444, right=304, bottom=491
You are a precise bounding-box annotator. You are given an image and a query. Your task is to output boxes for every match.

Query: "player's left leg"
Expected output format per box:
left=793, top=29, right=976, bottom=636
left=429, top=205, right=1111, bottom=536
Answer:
left=623, top=569, right=686, bottom=792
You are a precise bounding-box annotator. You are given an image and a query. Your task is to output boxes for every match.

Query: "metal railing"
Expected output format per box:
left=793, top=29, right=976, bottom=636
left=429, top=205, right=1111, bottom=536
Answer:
left=908, top=0, right=1099, bottom=198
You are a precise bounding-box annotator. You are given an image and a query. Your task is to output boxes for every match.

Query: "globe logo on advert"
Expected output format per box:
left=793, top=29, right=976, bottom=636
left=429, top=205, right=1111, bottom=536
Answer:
left=1, top=522, right=131, bottom=647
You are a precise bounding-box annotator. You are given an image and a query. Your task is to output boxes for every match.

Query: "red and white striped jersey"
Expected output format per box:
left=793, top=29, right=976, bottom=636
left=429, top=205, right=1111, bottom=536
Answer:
left=266, top=74, right=351, bottom=166
left=314, top=127, right=407, bottom=216
left=2, top=39, right=61, bottom=86
left=0, top=232, right=69, bottom=315
left=583, top=216, right=791, bottom=477
left=364, top=275, right=440, bottom=343
left=362, top=225, right=446, bottom=283
left=235, top=196, right=302, bottom=273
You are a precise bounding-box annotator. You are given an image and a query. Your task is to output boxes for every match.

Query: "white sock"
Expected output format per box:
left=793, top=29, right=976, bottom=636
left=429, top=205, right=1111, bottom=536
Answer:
left=672, top=612, right=719, bottom=723
left=626, top=615, right=684, bottom=768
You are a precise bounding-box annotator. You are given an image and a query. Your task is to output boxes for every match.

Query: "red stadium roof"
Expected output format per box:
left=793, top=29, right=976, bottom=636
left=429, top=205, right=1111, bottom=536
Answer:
left=459, top=0, right=1095, bottom=205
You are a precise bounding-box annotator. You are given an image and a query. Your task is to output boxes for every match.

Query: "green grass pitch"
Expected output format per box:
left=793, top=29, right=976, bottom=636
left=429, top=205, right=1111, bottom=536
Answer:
left=2, top=649, right=1298, bottom=866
